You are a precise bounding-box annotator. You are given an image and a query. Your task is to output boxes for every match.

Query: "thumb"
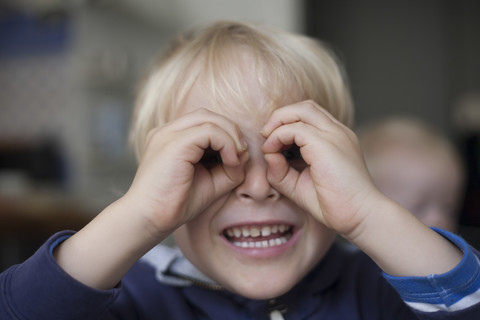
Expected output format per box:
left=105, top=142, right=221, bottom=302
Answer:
left=213, top=151, right=249, bottom=197
left=264, top=152, right=297, bottom=200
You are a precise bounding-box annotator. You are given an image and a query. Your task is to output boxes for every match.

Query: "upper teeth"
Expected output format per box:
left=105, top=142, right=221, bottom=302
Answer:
left=225, top=224, right=290, bottom=239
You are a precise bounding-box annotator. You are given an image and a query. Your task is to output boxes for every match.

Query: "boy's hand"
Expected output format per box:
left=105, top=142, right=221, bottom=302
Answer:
left=54, top=108, right=248, bottom=290
left=125, top=108, right=248, bottom=237
left=262, top=101, right=463, bottom=278
left=261, top=100, right=377, bottom=237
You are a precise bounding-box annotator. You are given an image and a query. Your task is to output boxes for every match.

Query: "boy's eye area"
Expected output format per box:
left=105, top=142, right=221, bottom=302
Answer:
left=199, top=146, right=305, bottom=169
left=281, top=145, right=302, bottom=162
left=199, top=148, right=222, bottom=169
left=281, top=145, right=307, bottom=170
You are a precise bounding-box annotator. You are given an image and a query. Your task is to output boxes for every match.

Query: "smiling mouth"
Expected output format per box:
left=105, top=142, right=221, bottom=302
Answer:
left=223, top=224, right=294, bottom=248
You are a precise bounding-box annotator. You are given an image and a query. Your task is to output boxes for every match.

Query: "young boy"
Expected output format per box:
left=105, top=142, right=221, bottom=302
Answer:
left=359, top=117, right=465, bottom=232
left=1, top=21, right=480, bottom=319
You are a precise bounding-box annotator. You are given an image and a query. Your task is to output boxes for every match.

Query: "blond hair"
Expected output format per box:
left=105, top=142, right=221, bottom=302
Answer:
left=131, top=21, right=353, bottom=159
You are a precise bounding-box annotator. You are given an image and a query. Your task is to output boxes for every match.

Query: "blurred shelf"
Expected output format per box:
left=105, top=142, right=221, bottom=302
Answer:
left=0, top=194, right=93, bottom=237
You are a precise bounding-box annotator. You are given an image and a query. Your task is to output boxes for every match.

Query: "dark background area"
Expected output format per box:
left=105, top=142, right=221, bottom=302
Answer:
left=305, top=0, right=480, bottom=131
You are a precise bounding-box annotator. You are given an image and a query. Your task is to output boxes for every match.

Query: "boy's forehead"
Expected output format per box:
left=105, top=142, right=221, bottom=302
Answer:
left=178, top=75, right=276, bottom=126
left=175, top=47, right=304, bottom=123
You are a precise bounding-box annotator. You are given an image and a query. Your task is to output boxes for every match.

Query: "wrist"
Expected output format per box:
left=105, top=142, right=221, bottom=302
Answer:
left=53, top=196, right=170, bottom=290
left=346, top=194, right=463, bottom=277
left=337, top=188, right=386, bottom=243
left=115, top=194, right=174, bottom=243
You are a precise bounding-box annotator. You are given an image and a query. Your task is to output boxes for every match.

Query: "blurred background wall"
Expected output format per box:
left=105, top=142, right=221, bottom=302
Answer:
left=304, top=0, right=480, bottom=232
left=305, top=0, right=480, bottom=133
left=0, top=0, right=479, bottom=269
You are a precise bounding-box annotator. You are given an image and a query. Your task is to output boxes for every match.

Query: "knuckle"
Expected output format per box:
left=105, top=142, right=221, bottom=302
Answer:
left=197, top=107, right=211, bottom=115
left=303, top=99, right=319, bottom=110
left=146, top=127, right=161, bottom=142
left=201, top=122, right=216, bottom=132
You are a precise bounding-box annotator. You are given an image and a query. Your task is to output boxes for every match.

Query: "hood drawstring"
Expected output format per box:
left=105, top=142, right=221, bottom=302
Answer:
left=268, top=299, right=287, bottom=320
left=269, top=310, right=285, bottom=320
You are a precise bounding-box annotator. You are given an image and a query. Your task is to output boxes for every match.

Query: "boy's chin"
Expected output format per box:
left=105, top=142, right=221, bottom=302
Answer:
left=221, top=276, right=300, bottom=300
left=233, top=288, right=291, bottom=301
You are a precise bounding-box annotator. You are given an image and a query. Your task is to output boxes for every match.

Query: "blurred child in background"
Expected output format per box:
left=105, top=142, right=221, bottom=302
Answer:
left=359, top=117, right=464, bottom=232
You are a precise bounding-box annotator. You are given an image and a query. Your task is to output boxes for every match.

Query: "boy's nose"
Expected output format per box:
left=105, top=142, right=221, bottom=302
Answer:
left=235, top=159, right=280, bottom=203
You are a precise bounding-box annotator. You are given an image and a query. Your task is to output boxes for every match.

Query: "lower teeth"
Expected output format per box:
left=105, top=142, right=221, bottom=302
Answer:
left=233, top=236, right=289, bottom=248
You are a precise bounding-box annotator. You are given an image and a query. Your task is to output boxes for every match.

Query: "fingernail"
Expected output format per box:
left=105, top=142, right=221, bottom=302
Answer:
left=241, top=139, right=248, bottom=151
left=260, top=127, right=268, bottom=137
left=240, top=150, right=250, bottom=163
